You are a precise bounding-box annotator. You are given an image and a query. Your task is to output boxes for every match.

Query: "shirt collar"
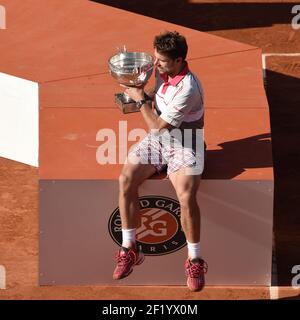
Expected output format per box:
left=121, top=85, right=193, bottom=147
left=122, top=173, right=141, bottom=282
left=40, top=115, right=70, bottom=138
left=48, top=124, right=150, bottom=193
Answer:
left=160, top=62, right=189, bottom=86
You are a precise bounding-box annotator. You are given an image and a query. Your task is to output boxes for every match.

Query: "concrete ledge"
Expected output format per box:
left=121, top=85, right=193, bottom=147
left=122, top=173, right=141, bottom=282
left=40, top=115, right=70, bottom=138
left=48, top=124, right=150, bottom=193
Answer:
left=39, top=179, right=273, bottom=286
left=0, top=72, right=38, bottom=167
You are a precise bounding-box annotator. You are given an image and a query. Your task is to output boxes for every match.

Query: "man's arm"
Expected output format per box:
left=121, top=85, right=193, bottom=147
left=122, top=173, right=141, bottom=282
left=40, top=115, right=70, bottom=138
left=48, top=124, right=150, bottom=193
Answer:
left=124, top=86, right=174, bottom=131
left=144, top=88, right=156, bottom=100
left=139, top=102, right=173, bottom=130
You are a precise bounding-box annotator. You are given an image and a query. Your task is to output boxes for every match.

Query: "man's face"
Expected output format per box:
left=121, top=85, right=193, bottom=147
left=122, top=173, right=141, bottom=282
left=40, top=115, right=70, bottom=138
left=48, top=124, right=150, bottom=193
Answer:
left=154, top=48, right=180, bottom=76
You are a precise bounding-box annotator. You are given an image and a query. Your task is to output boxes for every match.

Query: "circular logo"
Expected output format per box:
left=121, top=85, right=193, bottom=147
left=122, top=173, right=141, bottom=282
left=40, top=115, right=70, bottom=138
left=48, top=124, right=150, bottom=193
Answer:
left=108, top=195, right=186, bottom=256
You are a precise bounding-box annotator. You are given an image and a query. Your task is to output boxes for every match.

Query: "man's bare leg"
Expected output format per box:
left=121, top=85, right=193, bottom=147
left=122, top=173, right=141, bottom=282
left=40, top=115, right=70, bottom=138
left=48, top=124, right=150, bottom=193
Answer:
left=168, top=167, right=207, bottom=292
left=168, top=168, right=201, bottom=243
left=113, top=158, right=156, bottom=280
left=118, top=156, right=156, bottom=240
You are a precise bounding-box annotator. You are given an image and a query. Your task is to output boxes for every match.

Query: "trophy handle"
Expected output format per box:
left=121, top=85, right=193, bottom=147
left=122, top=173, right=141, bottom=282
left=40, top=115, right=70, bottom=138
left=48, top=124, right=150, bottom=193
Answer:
left=116, top=45, right=127, bottom=53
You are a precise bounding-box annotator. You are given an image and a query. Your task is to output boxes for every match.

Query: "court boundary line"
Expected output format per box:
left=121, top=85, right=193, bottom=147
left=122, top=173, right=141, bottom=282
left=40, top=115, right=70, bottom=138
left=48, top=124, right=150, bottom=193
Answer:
left=0, top=265, right=6, bottom=290
left=270, top=232, right=279, bottom=299
left=262, top=53, right=300, bottom=79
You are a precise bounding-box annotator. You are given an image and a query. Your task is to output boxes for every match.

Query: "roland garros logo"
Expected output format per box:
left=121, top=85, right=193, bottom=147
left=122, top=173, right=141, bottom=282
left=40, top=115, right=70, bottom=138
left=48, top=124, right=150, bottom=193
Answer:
left=108, top=196, right=186, bottom=255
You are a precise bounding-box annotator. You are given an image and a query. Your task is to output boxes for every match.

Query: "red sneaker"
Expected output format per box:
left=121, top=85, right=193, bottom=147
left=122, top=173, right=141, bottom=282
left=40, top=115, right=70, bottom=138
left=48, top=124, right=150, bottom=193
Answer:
left=185, top=257, right=208, bottom=292
left=113, top=246, right=145, bottom=280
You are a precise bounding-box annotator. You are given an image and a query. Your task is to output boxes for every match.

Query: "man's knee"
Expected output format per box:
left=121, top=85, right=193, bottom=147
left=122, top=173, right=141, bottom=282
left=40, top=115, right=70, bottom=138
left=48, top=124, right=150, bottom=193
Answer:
left=177, top=191, right=198, bottom=210
left=119, top=162, right=146, bottom=192
left=119, top=171, right=136, bottom=193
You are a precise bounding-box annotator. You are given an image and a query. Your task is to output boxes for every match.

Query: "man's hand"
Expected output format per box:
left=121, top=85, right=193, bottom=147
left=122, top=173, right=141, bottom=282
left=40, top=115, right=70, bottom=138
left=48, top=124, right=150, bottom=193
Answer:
left=122, top=85, right=144, bottom=102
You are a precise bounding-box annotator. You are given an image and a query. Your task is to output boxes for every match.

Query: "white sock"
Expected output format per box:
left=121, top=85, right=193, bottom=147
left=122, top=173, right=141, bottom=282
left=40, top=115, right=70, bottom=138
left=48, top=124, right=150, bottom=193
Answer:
left=187, top=241, right=201, bottom=260
left=122, top=228, right=136, bottom=248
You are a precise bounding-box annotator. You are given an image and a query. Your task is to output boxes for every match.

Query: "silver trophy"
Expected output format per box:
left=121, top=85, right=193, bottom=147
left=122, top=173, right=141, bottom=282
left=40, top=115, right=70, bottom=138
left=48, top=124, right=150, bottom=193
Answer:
left=108, top=46, right=154, bottom=113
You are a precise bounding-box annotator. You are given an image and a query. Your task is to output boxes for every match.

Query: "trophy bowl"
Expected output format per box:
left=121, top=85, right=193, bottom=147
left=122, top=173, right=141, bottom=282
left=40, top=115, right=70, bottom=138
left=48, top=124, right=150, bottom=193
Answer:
left=108, top=51, right=154, bottom=87
left=108, top=51, right=154, bottom=113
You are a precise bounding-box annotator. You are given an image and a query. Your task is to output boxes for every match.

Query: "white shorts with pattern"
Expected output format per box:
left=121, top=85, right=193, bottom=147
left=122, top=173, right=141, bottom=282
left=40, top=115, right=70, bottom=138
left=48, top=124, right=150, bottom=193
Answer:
left=128, top=131, right=204, bottom=176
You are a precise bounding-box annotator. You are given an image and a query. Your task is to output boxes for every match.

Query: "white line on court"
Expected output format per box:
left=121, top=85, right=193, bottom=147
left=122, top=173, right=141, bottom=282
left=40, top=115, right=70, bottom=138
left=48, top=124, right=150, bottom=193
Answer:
left=270, top=232, right=279, bottom=300
left=262, top=53, right=300, bottom=79
left=269, top=286, right=279, bottom=300
left=0, top=265, right=6, bottom=290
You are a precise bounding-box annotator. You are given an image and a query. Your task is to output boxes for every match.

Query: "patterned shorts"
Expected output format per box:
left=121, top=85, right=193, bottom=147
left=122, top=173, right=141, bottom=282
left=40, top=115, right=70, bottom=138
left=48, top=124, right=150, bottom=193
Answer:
left=128, top=132, right=204, bottom=176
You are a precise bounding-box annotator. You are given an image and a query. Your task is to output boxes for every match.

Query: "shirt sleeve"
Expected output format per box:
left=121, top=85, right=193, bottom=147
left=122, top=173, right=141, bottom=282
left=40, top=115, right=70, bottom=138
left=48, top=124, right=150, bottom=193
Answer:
left=159, top=88, right=194, bottom=128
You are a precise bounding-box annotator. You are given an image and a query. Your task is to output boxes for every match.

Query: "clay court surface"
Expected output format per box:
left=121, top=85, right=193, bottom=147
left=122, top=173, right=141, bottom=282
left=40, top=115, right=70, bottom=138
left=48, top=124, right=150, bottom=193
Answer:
left=1, top=0, right=300, bottom=299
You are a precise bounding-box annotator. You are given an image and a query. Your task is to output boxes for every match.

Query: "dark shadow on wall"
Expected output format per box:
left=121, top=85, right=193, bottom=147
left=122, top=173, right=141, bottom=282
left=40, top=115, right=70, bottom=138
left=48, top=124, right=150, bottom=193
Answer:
left=91, top=1, right=297, bottom=32
left=265, top=69, right=300, bottom=286
left=202, top=133, right=272, bottom=180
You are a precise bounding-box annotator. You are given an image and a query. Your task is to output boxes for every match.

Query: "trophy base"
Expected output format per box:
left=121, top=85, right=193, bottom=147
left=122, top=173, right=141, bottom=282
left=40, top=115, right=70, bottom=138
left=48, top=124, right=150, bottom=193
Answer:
left=115, top=93, right=140, bottom=114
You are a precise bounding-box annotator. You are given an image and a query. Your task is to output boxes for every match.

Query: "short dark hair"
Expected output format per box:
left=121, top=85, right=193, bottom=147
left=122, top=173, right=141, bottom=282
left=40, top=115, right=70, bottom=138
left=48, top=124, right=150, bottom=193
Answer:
left=153, top=31, right=188, bottom=60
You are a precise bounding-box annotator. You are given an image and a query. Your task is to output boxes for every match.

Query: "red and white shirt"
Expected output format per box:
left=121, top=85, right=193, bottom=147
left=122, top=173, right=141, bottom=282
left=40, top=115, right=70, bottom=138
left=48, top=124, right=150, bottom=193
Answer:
left=154, top=62, right=204, bottom=129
